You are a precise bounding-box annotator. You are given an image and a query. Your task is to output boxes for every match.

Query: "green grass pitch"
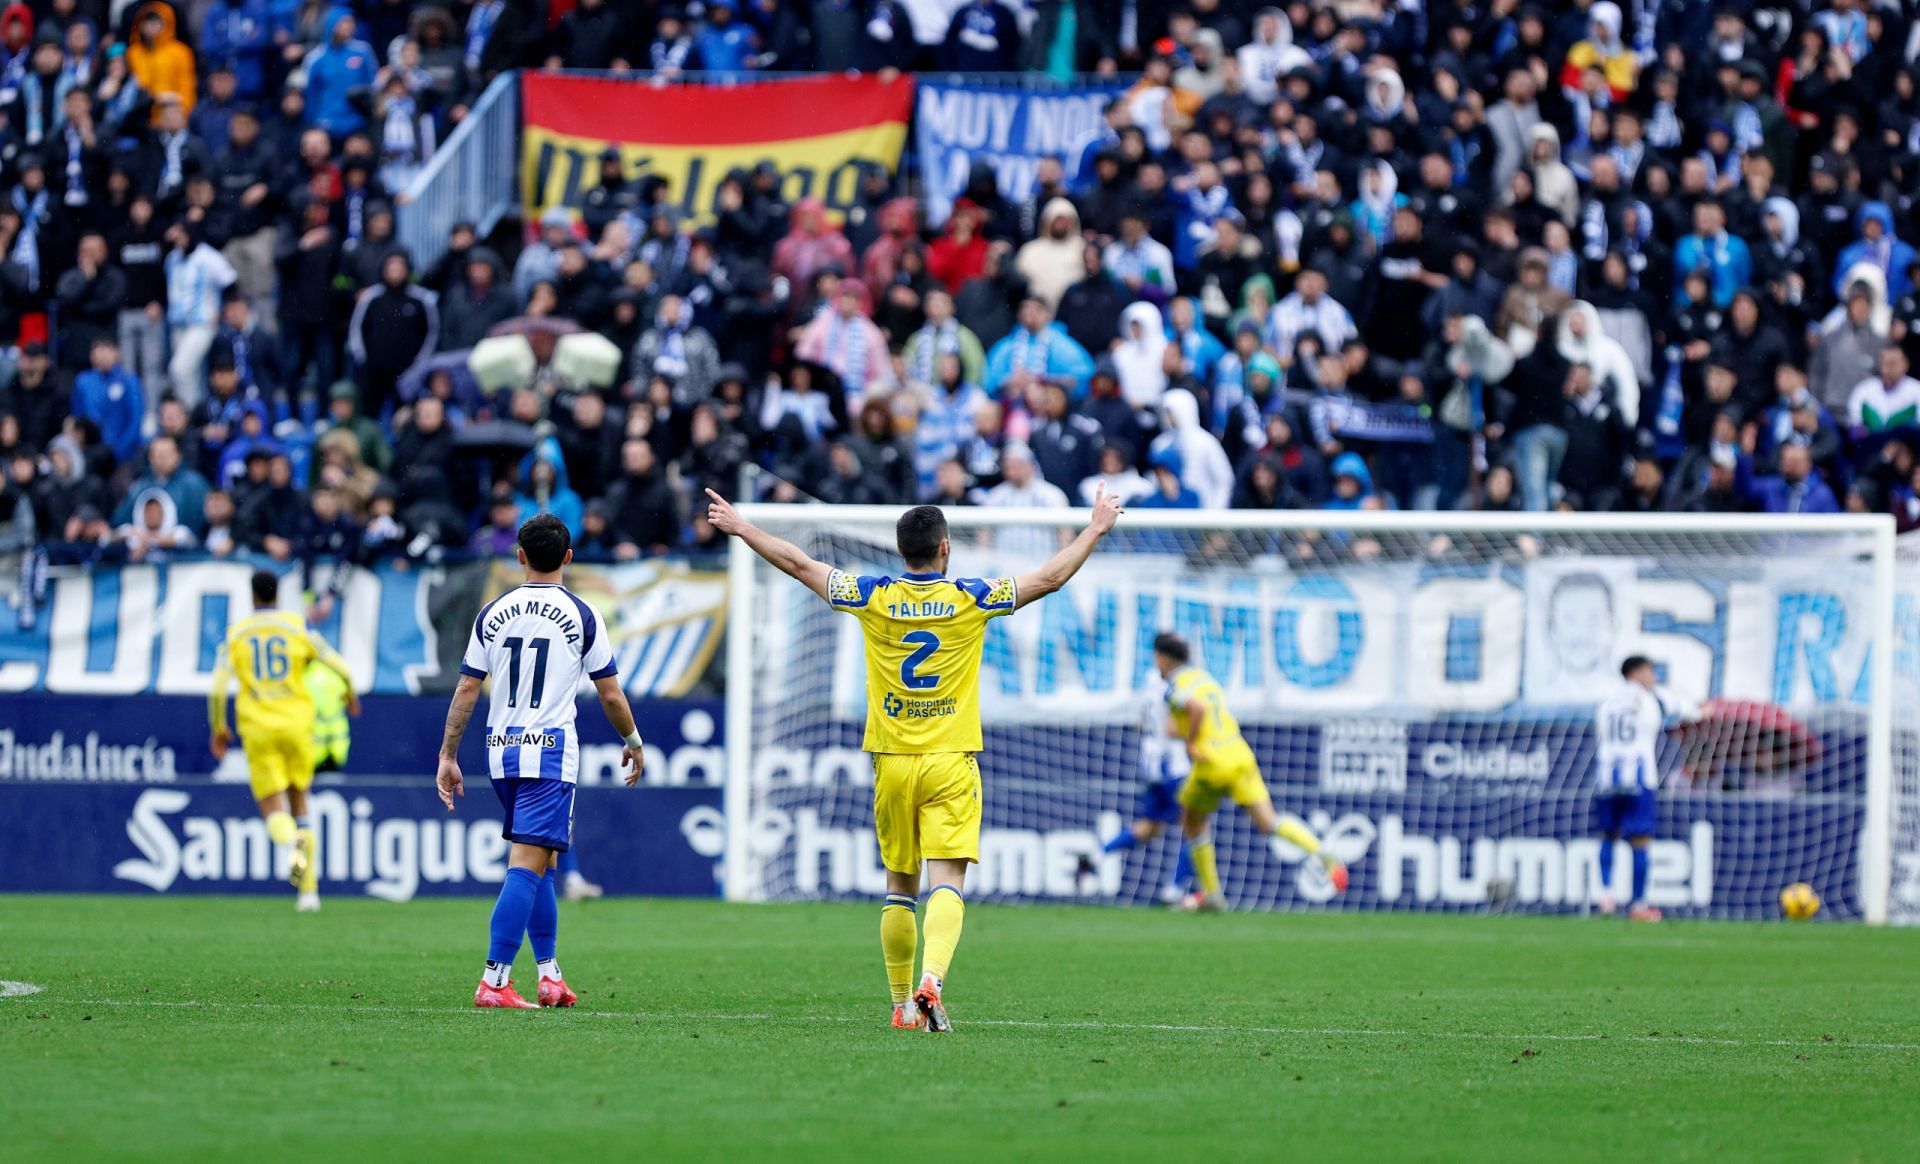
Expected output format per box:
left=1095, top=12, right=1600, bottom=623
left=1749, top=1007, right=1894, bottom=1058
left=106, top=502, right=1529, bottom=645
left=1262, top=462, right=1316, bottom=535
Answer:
left=4, top=896, right=1917, bottom=1163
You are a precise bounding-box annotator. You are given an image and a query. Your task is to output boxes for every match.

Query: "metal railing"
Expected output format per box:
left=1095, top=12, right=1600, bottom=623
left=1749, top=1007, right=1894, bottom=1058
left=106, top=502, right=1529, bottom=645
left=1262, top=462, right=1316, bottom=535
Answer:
left=396, top=71, right=521, bottom=274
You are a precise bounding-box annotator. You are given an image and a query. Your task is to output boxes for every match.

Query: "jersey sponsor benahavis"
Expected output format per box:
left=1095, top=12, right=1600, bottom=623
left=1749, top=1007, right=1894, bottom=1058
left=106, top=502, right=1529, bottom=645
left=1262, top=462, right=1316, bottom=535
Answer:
left=1594, top=681, right=1697, bottom=793
left=461, top=583, right=616, bottom=783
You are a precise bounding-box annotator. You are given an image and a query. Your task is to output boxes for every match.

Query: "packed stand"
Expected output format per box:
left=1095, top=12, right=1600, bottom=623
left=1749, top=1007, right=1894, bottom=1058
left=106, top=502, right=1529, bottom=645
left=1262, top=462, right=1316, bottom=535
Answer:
left=4, top=1, right=1920, bottom=591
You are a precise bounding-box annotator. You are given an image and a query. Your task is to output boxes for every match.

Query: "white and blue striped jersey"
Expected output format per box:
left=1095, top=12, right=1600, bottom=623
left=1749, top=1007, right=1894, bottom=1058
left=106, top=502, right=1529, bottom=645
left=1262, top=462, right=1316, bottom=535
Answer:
left=1139, top=674, right=1191, bottom=785
left=1594, top=681, right=1699, bottom=793
left=461, top=582, right=617, bottom=784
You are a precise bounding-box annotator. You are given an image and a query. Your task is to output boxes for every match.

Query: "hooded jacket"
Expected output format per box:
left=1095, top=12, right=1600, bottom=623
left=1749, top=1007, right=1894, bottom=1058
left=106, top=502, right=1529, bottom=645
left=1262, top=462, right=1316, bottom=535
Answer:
left=303, top=7, right=377, bottom=137
left=127, top=2, right=197, bottom=116
left=1235, top=7, right=1310, bottom=104
left=118, top=485, right=197, bottom=552
left=1833, top=203, right=1918, bottom=304
left=438, top=247, right=516, bottom=352
left=1811, top=262, right=1891, bottom=415
left=1160, top=388, right=1233, bottom=509
left=514, top=438, right=584, bottom=538
left=1559, top=0, right=1638, bottom=101
left=1112, top=301, right=1169, bottom=410
left=114, top=457, right=210, bottom=535
left=72, top=362, right=145, bottom=466
left=1014, top=198, right=1085, bottom=310
left=1525, top=123, right=1581, bottom=227
left=1322, top=451, right=1377, bottom=511
left=1555, top=301, right=1641, bottom=427
left=346, top=255, right=438, bottom=378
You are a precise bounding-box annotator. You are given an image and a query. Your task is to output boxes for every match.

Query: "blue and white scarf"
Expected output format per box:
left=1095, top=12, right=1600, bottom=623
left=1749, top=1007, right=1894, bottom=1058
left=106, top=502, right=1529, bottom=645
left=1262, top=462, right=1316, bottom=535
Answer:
left=826, top=312, right=869, bottom=389
left=1003, top=327, right=1055, bottom=380
left=61, top=123, right=87, bottom=207
left=9, top=185, right=46, bottom=290
left=910, top=319, right=959, bottom=385
left=381, top=93, right=422, bottom=163
left=465, top=0, right=503, bottom=73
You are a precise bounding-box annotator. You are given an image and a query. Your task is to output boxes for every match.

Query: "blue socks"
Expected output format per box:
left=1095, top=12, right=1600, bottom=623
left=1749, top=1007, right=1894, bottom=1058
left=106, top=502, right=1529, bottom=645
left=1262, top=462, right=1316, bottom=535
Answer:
left=487, top=866, right=542, bottom=966
left=1172, top=842, right=1193, bottom=892
left=1598, top=838, right=1616, bottom=891
left=1630, top=847, right=1649, bottom=904
left=557, top=849, right=580, bottom=876
left=1102, top=830, right=1138, bottom=854
left=529, top=869, right=559, bottom=962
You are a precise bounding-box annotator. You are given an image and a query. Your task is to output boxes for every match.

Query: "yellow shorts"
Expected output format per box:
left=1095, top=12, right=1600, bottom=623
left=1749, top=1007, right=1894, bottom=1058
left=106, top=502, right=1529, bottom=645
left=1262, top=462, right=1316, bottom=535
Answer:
left=1178, top=748, right=1271, bottom=817
left=871, top=752, right=982, bottom=875
left=244, top=728, right=316, bottom=801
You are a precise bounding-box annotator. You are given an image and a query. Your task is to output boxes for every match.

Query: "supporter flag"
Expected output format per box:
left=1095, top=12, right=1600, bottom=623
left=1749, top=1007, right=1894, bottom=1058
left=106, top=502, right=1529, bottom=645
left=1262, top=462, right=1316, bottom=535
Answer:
left=521, top=73, right=914, bottom=226
left=915, top=78, right=1128, bottom=226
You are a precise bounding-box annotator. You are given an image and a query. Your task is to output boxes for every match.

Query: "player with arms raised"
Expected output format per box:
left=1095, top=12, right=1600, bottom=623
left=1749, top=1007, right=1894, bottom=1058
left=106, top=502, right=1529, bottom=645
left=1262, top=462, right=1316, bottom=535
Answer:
left=1152, top=632, right=1348, bottom=912
left=1593, top=655, right=1702, bottom=921
left=705, top=486, right=1123, bottom=1032
left=435, top=514, right=647, bottom=1009
left=209, top=569, right=360, bottom=912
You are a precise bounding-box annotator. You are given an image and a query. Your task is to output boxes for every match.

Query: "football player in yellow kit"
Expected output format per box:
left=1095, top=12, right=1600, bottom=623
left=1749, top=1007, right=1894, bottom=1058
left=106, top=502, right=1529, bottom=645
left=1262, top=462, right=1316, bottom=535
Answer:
left=705, top=486, right=1124, bottom=1032
left=1153, top=632, right=1348, bottom=912
left=210, top=570, right=360, bottom=911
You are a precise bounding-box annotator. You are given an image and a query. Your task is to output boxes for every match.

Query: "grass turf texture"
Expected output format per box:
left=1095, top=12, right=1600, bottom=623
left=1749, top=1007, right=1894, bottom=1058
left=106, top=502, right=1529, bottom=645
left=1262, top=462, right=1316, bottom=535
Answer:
left=3, top=897, right=1916, bottom=1163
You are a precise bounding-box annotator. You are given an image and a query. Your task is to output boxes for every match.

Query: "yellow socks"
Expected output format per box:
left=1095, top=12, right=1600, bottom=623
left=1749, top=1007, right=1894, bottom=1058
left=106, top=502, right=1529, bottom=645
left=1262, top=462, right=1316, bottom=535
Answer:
left=1190, top=836, right=1222, bottom=898
left=880, top=894, right=917, bottom=1004
left=921, top=885, right=965, bottom=982
left=296, top=827, right=318, bottom=893
left=266, top=810, right=297, bottom=847
left=1275, top=814, right=1322, bottom=856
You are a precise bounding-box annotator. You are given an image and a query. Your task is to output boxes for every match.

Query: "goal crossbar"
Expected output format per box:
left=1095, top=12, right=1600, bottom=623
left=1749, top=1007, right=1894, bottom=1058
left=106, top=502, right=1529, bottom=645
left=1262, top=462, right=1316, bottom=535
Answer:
left=723, top=507, right=1898, bottom=923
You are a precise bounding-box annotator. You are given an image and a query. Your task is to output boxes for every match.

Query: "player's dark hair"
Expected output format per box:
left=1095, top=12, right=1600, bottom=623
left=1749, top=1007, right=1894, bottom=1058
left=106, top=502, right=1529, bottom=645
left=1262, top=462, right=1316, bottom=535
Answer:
left=896, top=505, right=948, bottom=569
left=250, top=569, right=278, bottom=606
left=1621, top=655, right=1653, bottom=679
left=1153, top=632, right=1190, bottom=663
left=518, top=512, right=571, bottom=573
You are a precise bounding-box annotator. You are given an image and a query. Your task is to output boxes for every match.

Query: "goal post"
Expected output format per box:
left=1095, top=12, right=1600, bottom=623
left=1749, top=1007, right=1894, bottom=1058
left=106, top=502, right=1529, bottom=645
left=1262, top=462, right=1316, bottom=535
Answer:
left=723, top=506, right=1901, bottom=923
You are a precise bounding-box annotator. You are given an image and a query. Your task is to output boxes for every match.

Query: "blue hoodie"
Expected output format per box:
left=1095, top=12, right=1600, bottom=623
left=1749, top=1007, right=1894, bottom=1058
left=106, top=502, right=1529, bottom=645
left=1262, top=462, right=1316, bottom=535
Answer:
left=515, top=438, right=585, bottom=538
left=201, top=0, right=270, bottom=98
left=1833, top=202, right=1918, bottom=303
left=72, top=365, right=146, bottom=466
left=1322, top=451, right=1378, bottom=511
left=304, top=8, right=377, bottom=137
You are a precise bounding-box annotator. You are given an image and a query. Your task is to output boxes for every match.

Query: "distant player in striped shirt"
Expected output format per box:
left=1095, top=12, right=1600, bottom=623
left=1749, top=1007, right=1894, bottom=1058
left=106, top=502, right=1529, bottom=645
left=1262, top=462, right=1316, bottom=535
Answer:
left=435, top=515, right=647, bottom=1009
left=1592, top=656, right=1702, bottom=921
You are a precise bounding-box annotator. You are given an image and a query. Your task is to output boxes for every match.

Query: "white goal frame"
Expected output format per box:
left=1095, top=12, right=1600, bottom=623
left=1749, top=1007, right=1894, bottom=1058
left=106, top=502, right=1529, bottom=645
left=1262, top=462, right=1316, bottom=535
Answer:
left=722, top=507, right=1898, bottom=923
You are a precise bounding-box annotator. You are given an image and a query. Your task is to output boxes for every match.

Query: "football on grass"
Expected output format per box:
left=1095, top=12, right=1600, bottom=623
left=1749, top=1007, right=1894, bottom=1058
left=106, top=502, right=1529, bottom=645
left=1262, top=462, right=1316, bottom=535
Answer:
left=1780, top=882, right=1822, bottom=920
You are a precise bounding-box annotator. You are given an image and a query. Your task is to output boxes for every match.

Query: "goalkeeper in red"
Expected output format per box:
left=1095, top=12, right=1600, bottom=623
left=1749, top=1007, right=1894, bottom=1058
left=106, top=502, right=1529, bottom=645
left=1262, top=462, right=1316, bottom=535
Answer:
left=705, top=486, right=1124, bottom=1033
left=1153, top=632, right=1348, bottom=912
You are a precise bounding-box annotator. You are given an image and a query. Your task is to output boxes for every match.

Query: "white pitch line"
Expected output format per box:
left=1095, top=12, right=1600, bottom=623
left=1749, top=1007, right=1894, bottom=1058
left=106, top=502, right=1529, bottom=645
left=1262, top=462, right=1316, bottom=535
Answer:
left=22, top=995, right=1919, bottom=1052
left=0, top=980, right=44, bottom=999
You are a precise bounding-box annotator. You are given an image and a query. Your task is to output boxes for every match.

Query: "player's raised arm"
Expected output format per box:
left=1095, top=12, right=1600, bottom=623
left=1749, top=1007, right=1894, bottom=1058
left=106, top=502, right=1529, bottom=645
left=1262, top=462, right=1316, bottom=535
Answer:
left=704, top=488, right=834, bottom=600
left=435, top=673, right=482, bottom=811
left=1013, top=485, right=1125, bottom=610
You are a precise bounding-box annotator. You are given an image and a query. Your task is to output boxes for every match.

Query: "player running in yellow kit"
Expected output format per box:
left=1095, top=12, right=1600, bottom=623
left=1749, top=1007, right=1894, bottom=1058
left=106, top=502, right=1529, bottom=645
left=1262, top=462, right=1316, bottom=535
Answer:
left=209, top=570, right=360, bottom=911
left=1152, top=632, right=1348, bottom=912
left=705, top=486, right=1124, bottom=1032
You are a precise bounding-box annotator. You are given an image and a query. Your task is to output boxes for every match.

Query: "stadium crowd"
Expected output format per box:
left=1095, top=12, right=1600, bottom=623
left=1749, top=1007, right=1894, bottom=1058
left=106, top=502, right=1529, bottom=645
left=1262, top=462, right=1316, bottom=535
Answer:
left=4, top=0, right=1920, bottom=582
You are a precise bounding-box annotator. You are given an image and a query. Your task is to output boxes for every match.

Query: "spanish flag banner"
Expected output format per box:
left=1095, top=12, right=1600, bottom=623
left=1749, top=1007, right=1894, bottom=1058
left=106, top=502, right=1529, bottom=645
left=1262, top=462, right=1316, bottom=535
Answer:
left=521, top=72, right=915, bottom=226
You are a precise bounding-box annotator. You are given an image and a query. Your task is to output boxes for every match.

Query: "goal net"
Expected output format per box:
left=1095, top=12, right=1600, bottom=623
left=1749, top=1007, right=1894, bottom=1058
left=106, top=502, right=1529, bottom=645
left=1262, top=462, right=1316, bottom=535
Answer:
left=723, top=508, right=1898, bottom=922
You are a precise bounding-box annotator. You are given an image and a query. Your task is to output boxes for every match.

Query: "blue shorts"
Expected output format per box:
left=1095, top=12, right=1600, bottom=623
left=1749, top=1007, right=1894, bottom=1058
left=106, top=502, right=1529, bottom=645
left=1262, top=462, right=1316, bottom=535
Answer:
left=492, top=777, right=576, bottom=851
left=1136, top=779, right=1184, bottom=825
left=1591, top=788, right=1657, bottom=838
